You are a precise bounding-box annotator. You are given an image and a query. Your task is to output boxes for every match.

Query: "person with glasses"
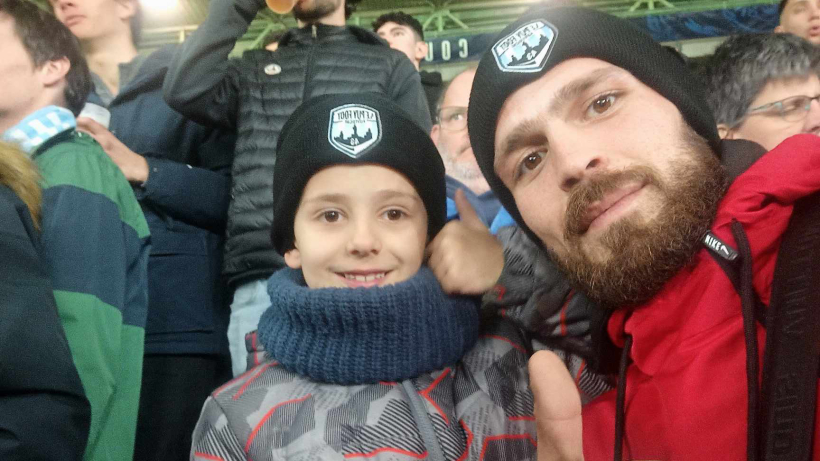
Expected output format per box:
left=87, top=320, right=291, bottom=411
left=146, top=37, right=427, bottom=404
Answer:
left=426, top=67, right=507, bottom=295
left=705, top=33, right=820, bottom=152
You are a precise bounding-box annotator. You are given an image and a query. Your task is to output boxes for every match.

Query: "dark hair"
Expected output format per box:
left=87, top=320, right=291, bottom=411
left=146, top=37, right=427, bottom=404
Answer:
left=703, top=33, right=820, bottom=128
left=344, top=0, right=361, bottom=20
left=372, top=11, right=424, bottom=41
left=779, top=0, right=789, bottom=15
left=0, top=0, right=91, bottom=115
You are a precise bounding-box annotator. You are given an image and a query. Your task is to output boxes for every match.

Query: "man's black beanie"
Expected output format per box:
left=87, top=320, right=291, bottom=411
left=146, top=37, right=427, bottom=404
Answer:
left=468, top=5, right=720, bottom=242
left=271, top=93, right=446, bottom=255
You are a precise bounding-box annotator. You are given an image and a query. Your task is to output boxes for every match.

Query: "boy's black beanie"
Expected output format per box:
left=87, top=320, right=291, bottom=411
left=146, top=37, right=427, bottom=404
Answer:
left=468, top=5, right=720, bottom=241
left=272, top=93, right=446, bottom=255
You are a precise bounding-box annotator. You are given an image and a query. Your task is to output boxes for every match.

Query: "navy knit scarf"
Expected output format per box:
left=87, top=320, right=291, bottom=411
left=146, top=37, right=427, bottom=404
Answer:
left=258, top=267, right=480, bottom=384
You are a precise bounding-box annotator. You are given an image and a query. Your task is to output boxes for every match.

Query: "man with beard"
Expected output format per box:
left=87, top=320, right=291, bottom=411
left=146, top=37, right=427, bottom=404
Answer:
left=468, top=6, right=820, bottom=460
left=164, top=0, right=431, bottom=377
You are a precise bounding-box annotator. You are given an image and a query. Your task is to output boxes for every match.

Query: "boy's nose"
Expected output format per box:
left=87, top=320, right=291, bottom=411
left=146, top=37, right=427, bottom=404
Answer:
left=346, top=220, right=381, bottom=256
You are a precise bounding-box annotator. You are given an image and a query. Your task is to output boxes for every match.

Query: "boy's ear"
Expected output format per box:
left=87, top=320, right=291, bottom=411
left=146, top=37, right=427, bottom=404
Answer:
left=116, top=0, right=138, bottom=22
left=414, top=40, right=428, bottom=63
left=774, top=24, right=785, bottom=33
left=717, top=124, right=735, bottom=140
left=284, top=247, right=302, bottom=269
left=38, top=57, right=70, bottom=88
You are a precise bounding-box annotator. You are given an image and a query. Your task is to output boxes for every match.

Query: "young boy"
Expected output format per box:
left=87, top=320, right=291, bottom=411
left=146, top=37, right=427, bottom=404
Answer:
left=190, top=94, right=539, bottom=460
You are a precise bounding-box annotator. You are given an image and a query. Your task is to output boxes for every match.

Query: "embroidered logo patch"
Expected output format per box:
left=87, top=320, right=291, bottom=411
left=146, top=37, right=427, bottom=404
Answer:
left=328, top=104, right=382, bottom=158
left=264, top=63, right=282, bottom=75
left=492, top=20, right=557, bottom=73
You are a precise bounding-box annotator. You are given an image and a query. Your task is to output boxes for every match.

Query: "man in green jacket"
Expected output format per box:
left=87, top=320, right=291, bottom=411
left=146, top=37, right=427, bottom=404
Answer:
left=0, top=1, right=150, bottom=460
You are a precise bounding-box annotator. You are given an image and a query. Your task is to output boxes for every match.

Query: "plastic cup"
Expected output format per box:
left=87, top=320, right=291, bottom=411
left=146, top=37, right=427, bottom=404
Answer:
left=266, top=0, right=296, bottom=14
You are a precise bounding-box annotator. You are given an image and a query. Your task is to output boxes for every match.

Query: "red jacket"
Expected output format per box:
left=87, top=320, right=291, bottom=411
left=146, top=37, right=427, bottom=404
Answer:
left=581, top=134, right=820, bottom=460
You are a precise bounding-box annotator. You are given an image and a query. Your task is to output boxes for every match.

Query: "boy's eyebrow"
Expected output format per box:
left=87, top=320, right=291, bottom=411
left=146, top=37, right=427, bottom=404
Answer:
left=301, top=193, right=350, bottom=205
left=374, top=189, right=423, bottom=203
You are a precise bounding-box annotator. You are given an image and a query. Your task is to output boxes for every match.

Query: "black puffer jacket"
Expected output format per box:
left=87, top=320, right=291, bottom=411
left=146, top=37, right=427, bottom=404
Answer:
left=164, top=0, right=431, bottom=286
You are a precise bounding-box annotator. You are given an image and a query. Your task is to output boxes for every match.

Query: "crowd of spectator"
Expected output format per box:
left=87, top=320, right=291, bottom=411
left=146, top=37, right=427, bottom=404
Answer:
left=1, top=0, right=820, bottom=459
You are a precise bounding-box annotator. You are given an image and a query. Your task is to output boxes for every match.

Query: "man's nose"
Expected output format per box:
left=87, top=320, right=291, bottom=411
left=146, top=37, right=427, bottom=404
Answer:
left=551, top=135, right=608, bottom=192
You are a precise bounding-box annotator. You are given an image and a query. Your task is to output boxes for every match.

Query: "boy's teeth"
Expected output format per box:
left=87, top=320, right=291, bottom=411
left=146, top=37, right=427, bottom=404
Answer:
left=344, top=273, right=385, bottom=282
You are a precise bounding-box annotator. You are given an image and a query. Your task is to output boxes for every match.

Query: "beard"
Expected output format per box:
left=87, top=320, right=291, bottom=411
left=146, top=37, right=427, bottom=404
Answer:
left=293, top=0, right=341, bottom=22
left=547, top=123, right=727, bottom=309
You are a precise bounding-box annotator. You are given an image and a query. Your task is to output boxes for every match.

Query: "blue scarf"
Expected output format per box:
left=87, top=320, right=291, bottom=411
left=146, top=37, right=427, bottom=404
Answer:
left=259, top=267, right=480, bottom=384
left=3, top=106, right=76, bottom=155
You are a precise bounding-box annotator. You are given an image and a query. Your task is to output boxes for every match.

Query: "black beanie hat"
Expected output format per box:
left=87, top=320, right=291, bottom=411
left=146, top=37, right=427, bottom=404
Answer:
left=271, top=93, right=446, bottom=255
left=468, top=6, right=720, bottom=243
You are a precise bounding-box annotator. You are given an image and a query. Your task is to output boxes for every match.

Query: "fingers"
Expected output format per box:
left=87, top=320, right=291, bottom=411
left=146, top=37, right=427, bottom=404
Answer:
left=454, top=189, right=486, bottom=231
left=529, top=351, right=585, bottom=461
left=76, top=117, right=106, bottom=136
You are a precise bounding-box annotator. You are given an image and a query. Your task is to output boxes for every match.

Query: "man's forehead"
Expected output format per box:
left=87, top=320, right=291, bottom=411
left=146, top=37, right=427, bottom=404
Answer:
left=443, top=70, right=476, bottom=106
left=495, top=59, right=631, bottom=124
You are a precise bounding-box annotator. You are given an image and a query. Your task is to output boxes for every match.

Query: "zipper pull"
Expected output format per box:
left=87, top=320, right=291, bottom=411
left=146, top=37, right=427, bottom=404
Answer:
left=312, top=24, right=317, bottom=39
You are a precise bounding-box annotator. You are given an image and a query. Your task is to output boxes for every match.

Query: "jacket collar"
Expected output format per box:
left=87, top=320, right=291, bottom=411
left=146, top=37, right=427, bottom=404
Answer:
left=3, top=106, right=76, bottom=155
left=279, top=24, right=386, bottom=47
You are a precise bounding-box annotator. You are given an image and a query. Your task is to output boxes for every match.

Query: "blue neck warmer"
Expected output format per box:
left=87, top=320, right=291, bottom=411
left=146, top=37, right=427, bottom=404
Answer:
left=259, top=267, right=480, bottom=384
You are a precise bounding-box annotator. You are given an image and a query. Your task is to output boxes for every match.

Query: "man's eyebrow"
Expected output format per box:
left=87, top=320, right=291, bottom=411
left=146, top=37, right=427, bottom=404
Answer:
left=495, top=119, right=546, bottom=172
left=547, top=67, right=626, bottom=117
left=495, top=67, right=627, bottom=170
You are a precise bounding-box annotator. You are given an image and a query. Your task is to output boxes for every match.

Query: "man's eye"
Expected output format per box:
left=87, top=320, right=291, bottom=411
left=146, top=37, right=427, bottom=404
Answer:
left=322, top=211, right=340, bottom=222
left=447, top=113, right=465, bottom=122
left=587, top=94, right=616, bottom=117
left=384, top=209, right=405, bottom=221
left=516, top=151, right=546, bottom=179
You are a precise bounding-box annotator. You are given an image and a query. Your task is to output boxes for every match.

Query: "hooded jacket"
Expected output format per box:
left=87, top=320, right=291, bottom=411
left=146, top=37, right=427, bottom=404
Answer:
left=579, top=134, right=820, bottom=459
left=0, top=149, right=90, bottom=461
left=87, top=44, right=235, bottom=356
left=164, top=0, right=431, bottom=287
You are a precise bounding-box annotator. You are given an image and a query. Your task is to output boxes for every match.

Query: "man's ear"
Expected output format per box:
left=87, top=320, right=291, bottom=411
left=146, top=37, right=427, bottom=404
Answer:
left=430, top=124, right=441, bottom=144
left=774, top=24, right=785, bottom=33
left=38, top=57, right=70, bottom=88
left=414, top=41, right=428, bottom=64
left=284, top=247, right=302, bottom=269
left=116, top=0, right=137, bottom=21
left=717, top=124, right=736, bottom=140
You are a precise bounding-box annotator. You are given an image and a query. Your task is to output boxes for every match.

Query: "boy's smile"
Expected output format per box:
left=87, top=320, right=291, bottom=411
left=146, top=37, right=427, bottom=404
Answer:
left=285, top=165, right=428, bottom=289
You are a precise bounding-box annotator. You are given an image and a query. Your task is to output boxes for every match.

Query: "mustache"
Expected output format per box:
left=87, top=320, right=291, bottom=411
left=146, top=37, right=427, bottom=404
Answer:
left=564, top=166, right=662, bottom=238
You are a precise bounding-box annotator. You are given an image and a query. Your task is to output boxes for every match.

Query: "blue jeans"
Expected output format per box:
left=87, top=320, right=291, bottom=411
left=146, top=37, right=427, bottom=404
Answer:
left=228, top=279, right=271, bottom=376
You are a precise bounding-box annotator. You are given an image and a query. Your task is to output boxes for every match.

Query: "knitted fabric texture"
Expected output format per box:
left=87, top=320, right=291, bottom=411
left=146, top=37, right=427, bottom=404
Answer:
left=468, top=6, right=720, bottom=244
left=258, top=267, right=480, bottom=384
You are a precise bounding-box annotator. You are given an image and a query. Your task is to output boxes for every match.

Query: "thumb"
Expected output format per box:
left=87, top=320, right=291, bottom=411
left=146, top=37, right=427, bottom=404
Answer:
left=454, top=188, right=485, bottom=230
left=529, top=351, right=584, bottom=461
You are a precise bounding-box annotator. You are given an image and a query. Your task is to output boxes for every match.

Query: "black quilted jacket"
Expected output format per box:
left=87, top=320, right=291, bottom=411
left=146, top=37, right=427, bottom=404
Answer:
left=164, top=0, right=431, bottom=286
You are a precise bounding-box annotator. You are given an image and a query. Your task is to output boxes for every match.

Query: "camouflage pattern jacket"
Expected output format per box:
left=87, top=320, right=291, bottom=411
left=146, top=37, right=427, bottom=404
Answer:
left=191, top=319, right=537, bottom=461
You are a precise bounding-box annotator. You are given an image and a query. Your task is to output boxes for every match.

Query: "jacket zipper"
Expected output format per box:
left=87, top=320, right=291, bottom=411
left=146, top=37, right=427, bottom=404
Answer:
left=400, top=380, right=447, bottom=460
left=301, top=24, right=318, bottom=101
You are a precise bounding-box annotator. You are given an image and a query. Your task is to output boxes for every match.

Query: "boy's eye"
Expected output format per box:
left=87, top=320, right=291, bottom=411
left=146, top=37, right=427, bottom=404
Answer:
left=384, top=209, right=405, bottom=221
left=322, top=211, right=340, bottom=222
